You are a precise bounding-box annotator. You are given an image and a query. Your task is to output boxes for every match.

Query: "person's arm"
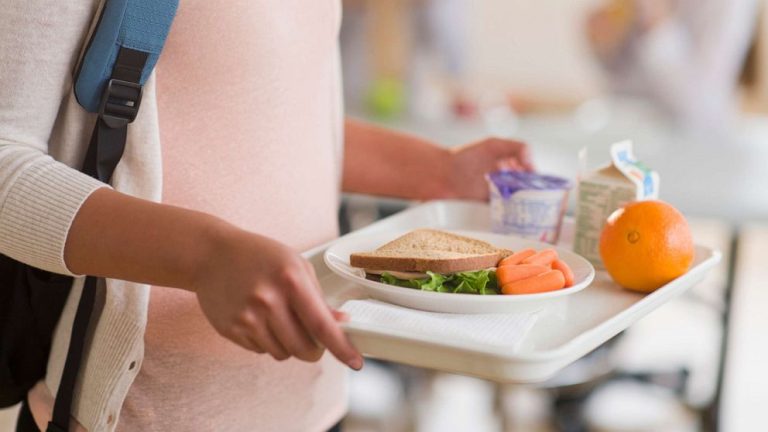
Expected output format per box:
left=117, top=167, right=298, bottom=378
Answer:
left=343, top=118, right=533, bottom=200
left=342, top=118, right=452, bottom=199
left=64, top=189, right=362, bottom=368
left=64, top=189, right=221, bottom=287
left=0, top=3, right=360, bottom=369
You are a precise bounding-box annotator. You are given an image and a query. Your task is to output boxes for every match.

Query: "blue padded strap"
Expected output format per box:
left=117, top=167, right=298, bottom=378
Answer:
left=74, top=0, right=178, bottom=113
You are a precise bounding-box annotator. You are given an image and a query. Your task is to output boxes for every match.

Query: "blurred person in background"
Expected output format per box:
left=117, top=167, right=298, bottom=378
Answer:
left=341, top=0, right=473, bottom=120
left=586, top=0, right=758, bottom=132
left=409, top=0, right=475, bottom=119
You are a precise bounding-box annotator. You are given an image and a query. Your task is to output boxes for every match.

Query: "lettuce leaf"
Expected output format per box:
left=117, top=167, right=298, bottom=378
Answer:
left=380, top=272, right=422, bottom=289
left=380, top=270, right=499, bottom=295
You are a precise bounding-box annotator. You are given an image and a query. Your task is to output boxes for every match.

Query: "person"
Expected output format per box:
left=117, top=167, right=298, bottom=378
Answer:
left=0, top=1, right=532, bottom=431
left=586, top=0, right=757, bottom=131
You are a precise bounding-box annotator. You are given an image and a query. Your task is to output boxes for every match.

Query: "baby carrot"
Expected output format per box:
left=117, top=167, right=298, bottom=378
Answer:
left=495, top=264, right=550, bottom=287
left=521, top=249, right=559, bottom=267
left=552, top=259, right=575, bottom=287
left=498, top=248, right=536, bottom=267
left=502, top=270, right=566, bottom=295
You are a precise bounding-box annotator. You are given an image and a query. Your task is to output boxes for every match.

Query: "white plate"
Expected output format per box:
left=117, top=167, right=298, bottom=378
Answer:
left=323, top=229, right=595, bottom=314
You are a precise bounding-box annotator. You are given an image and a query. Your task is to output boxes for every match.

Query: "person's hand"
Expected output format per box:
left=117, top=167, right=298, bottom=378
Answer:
left=192, top=227, right=363, bottom=369
left=447, top=137, right=534, bottom=200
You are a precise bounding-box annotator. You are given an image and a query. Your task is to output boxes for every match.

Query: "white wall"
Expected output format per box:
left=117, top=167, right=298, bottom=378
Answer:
left=466, top=0, right=605, bottom=102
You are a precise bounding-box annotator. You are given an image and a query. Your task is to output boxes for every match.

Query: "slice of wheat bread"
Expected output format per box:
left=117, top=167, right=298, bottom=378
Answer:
left=349, top=229, right=512, bottom=273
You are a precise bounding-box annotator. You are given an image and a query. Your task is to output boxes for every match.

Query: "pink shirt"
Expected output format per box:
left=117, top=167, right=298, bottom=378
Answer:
left=118, top=1, right=346, bottom=430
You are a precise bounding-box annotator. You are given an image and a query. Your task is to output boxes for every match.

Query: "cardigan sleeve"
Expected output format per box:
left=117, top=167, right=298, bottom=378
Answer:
left=0, top=0, right=107, bottom=275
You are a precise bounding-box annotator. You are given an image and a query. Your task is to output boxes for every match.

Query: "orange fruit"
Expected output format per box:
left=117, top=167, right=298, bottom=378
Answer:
left=599, top=200, right=694, bottom=293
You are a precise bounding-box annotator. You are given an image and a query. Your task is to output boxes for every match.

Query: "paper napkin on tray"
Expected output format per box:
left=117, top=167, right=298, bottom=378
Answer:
left=340, top=299, right=539, bottom=352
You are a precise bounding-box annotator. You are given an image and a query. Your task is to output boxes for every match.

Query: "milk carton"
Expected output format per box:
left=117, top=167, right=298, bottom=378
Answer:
left=573, top=141, right=659, bottom=267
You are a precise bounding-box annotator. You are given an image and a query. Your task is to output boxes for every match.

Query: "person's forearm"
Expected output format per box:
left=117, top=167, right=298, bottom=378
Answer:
left=342, top=118, right=453, bottom=199
left=65, top=184, right=363, bottom=367
left=64, top=187, right=232, bottom=290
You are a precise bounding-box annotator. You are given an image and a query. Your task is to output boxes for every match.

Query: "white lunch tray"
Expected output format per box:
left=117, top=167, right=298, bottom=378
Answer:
left=303, top=200, right=721, bottom=383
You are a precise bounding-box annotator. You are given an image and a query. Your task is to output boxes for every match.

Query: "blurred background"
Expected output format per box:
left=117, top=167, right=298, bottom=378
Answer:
left=337, top=0, right=768, bottom=431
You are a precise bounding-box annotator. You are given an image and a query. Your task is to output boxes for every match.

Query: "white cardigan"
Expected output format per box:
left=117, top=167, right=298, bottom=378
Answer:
left=1, top=2, right=160, bottom=430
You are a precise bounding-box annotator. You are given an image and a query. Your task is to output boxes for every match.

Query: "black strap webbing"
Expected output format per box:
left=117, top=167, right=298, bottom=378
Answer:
left=82, top=121, right=128, bottom=183
left=47, top=47, right=148, bottom=432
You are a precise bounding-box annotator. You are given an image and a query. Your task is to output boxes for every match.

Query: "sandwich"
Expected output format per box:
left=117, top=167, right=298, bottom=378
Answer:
left=349, top=229, right=512, bottom=295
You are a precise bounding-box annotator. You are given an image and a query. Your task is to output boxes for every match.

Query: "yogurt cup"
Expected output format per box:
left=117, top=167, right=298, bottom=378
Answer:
left=486, top=171, right=572, bottom=244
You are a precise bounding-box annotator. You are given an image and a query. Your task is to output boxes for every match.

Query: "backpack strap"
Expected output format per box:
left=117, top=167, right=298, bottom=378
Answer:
left=48, top=2, right=178, bottom=431
left=74, top=0, right=179, bottom=114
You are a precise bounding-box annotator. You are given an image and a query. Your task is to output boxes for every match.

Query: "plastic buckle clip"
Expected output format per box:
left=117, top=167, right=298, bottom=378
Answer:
left=98, top=79, right=143, bottom=129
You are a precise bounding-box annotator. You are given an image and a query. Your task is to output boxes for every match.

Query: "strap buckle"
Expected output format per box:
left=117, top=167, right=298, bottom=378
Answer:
left=98, top=79, right=143, bottom=129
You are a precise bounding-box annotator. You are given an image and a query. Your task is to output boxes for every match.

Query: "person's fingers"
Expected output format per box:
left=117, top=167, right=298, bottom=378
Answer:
left=290, top=273, right=362, bottom=370
left=487, top=138, right=534, bottom=171
left=244, top=333, right=270, bottom=356
left=231, top=326, right=266, bottom=354
left=305, top=263, right=350, bottom=322
left=231, top=310, right=267, bottom=353
left=331, top=309, right=350, bottom=322
left=249, top=315, right=290, bottom=361
left=516, top=145, right=535, bottom=172
left=496, top=158, right=523, bottom=171
left=497, top=139, right=534, bottom=172
left=226, top=326, right=265, bottom=354
left=267, top=305, right=324, bottom=362
left=303, top=260, right=323, bottom=295
left=304, top=262, right=350, bottom=323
